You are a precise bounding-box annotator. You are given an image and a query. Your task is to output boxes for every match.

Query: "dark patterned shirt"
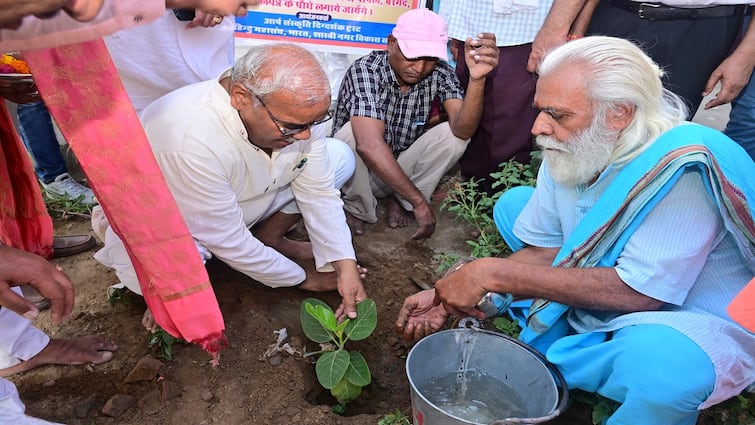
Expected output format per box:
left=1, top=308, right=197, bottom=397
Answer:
left=331, top=50, right=464, bottom=156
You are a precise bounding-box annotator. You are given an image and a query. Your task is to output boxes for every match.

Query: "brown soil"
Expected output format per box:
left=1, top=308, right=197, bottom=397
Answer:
left=9, top=184, right=740, bottom=425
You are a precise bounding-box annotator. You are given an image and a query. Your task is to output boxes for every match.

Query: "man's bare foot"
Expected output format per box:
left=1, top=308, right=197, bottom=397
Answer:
left=270, top=237, right=314, bottom=261
left=0, top=335, right=117, bottom=377
left=387, top=198, right=414, bottom=228
left=252, top=212, right=314, bottom=260
left=142, top=309, right=160, bottom=333
left=345, top=211, right=366, bottom=235
left=298, top=269, right=339, bottom=292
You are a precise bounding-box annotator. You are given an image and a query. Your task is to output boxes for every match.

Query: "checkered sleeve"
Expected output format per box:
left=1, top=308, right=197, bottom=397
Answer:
left=434, top=62, right=465, bottom=102
left=344, top=58, right=385, bottom=122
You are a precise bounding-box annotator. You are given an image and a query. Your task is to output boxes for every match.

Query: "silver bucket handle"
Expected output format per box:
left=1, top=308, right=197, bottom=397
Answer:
left=457, top=317, right=481, bottom=329
left=455, top=318, right=570, bottom=425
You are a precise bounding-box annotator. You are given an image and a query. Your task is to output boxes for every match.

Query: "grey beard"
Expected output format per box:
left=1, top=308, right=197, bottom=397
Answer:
left=535, top=120, right=618, bottom=186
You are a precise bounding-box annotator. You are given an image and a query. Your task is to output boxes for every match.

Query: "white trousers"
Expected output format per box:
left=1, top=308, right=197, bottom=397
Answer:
left=335, top=121, right=469, bottom=223
left=0, top=288, right=49, bottom=368
left=0, top=379, right=63, bottom=424
left=92, top=138, right=355, bottom=295
left=0, top=288, right=57, bottom=424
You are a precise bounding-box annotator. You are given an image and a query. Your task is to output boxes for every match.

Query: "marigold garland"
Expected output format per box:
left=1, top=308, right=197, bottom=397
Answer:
left=0, top=53, right=30, bottom=74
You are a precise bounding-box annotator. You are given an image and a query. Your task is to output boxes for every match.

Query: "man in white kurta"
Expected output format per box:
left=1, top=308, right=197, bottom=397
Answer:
left=95, top=43, right=367, bottom=321
left=105, top=8, right=235, bottom=113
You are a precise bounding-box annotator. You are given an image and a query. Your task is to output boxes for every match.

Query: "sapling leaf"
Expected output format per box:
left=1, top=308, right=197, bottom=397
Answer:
left=301, top=298, right=334, bottom=343
left=331, top=378, right=363, bottom=405
left=335, top=318, right=349, bottom=340
left=306, top=303, right=337, bottom=330
left=344, top=298, right=377, bottom=341
left=344, top=351, right=371, bottom=386
left=315, top=349, right=350, bottom=389
left=300, top=297, right=377, bottom=409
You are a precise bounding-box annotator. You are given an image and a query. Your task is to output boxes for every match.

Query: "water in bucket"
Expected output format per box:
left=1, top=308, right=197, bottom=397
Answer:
left=407, top=326, right=567, bottom=425
left=418, top=369, right=528, bottom=423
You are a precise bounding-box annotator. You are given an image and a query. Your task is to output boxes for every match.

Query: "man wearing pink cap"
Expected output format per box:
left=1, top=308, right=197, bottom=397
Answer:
left=332, top=7, right=499, bottom=240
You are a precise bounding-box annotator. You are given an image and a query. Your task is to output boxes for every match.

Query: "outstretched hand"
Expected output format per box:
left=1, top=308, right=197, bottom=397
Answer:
left=0, top=245, right=74, bottom=324
left=395, top=289, right=449, bottom=343
left=464, top=33, right=499, bottom=81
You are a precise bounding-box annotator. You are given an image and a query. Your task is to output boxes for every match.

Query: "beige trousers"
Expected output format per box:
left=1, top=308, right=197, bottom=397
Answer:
left=335, top=121, right=468, bottom=223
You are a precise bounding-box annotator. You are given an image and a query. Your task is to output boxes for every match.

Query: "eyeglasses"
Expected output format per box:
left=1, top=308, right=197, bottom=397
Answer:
left=251, top=92, right=332, bottom=137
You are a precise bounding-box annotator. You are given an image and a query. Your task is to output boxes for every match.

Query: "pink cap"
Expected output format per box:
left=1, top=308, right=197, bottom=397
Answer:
left=391, top=8, right=448, bottom=61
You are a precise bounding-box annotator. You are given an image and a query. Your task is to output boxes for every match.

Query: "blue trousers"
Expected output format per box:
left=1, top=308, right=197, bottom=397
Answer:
left=16, top=101, right=67, bottom=184
left=725, top=17, right=755, bottom=161
left=492, top=187, right=715, bottom=425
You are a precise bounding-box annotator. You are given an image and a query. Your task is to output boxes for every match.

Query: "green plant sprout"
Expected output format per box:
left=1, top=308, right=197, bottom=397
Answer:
left=300, top=297, right=377, bottom=414
left=42, top=190, right=93, bottom=219
left=433, top=252, right=462, bottom=277
left=570, top=390, right=620, bottom=425
left=441, top=154, right=539, bottom=259
left=491, top=316, right=521, bottom=339
left=147, top=328, right=180, bottom=361
left=378, top=408, right=412, bottom=425
left=106, top=286, right=131, bottom=307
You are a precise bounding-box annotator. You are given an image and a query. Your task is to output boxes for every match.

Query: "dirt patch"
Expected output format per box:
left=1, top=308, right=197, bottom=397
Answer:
left=9, top=185, right=738, bottom=425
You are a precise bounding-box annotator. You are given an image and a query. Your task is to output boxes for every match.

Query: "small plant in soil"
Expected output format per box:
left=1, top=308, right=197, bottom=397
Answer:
left=378, top=408, right=412, bottom=425
left=570, top=390, right=620, bottom=424
left=491, top=316, right=521, bottom=339
left=148, top=328, right=180, bottom=361
left=106, top=286, right=132, bottom=307
left=433, top=252, right=462, bottom=277
left=300, top=297, right=377, bottom=414
left=42, top=190, right=93, bottom=219
left=441, top=153, right=540, bottom=259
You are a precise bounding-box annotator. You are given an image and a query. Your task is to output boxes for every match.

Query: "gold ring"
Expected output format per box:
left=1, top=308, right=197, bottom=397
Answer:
left=212, top=16, right=223, bottom=24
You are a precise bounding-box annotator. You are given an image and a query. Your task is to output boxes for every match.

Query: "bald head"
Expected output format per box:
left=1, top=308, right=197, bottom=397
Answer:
left=230, top=43, right=330, bottom=106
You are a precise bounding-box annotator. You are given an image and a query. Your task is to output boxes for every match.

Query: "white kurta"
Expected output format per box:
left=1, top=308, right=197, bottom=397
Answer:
left=105, top=10, right=235, bottom=112
left=96, top=78, right=356, bottom=290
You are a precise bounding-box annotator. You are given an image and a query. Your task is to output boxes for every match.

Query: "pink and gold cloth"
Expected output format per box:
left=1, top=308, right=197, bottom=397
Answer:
left=0, top=103, right=53, bottom=257
left=23, top=39, right=226, bottom=360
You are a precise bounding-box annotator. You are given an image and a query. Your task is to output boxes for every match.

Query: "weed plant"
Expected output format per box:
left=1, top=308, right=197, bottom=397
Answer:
left=441, top=153, right=539, bottom=259
left=147, top=328, right=180, bottom=361
left=106, top=286, right=132, bottom=307
left=378, top=409, right=412, bottom=425
left=42, top=191, right=93, bottom=219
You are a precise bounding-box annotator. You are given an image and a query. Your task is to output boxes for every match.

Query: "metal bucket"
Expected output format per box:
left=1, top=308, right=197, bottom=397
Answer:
left=406, top=320, right=568, bottom=425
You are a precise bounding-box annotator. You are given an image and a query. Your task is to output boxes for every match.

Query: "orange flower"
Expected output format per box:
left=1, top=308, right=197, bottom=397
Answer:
left=0, top=53, right=30, bottom=74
